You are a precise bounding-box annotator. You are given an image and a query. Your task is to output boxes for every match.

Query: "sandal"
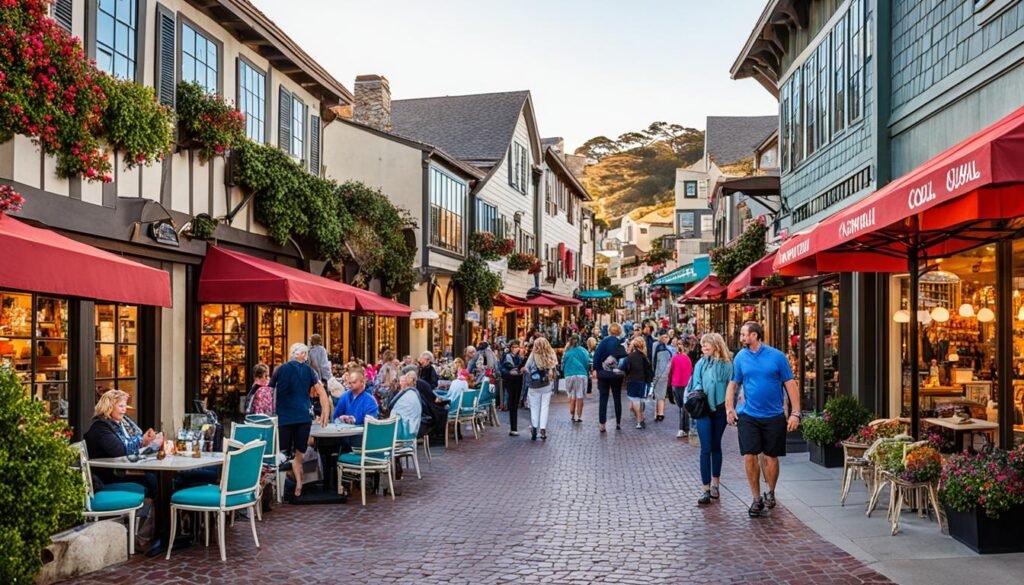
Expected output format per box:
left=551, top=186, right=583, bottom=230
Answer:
left=698, top=491, right=712, bottom=505
left=710, top=484, right=720, bottom=499
left=748, top=498, right=765, bottom=517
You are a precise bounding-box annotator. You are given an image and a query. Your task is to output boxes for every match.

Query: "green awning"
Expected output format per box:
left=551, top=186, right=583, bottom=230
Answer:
left=652, top=256, right=711, bottom=289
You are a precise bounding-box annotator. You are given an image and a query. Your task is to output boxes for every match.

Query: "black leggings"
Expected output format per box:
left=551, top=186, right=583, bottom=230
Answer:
left=598, top=377, right=623, bottom=425
left=504, top=378, right=522, bottom=432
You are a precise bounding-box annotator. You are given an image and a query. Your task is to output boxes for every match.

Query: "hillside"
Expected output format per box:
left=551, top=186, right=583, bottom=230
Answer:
left=576, top=123, right=704, bottom=222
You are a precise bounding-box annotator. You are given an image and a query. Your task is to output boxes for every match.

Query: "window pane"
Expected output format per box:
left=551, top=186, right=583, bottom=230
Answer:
left=195, top=35, right=207, bottom=62
left=96, top=343, right=116, bottom=379
left=118, top=344, right=136, bottom=378
left=114, top=54, right=129, bottom=79
left=182, top=56, right=195, bottom=86
left=119, top=305, right=137, bottom=343
left=96, top=304, right=116, bottom=342
left=183, top=25, right=195, bottom=56
left=97, top=12, right=114, bottom=47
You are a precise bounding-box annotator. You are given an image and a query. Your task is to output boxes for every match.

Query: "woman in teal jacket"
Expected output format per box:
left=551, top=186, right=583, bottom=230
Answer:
left=561, top=335, right=592, bottom=423
left=686, top=332, right=733, bottom=505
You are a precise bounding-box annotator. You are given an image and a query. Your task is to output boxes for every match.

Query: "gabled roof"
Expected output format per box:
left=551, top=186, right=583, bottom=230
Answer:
left=632, top=207, right=675, bottom=227
left=331, top=117, right=484, bottom=181
left=189, top=0, right=351, bottom=105
left=545, top=148, right=592, bottom=201
left=705, top=116, right=778, bottom=167
left=391, top=91, right=532, bottom=164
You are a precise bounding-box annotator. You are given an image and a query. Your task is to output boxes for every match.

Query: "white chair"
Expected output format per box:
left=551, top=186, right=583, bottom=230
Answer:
left=166, top=438, right=265, bottom=562
left=75, top=442, right=145, bottom=556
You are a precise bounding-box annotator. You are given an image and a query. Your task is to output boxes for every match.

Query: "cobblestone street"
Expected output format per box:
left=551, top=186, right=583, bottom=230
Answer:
left=71, top=395, right=892, bottom=585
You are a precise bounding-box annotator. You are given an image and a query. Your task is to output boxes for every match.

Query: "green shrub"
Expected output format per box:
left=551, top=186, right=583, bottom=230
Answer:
left=800, top=394, right=872, bottom=447
left=0, top=366, right=83, bottom=583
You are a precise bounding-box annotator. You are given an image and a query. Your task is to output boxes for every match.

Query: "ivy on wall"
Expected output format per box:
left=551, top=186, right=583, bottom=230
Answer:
left=454, top=255, right=503, bottom=312
left=710, top=219, right=767, bottom=283
left=337, top=180, right=418, bottom=296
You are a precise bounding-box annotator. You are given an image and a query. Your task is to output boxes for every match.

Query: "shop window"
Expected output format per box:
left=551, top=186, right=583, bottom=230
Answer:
left=822, top=285, right=840, bottom=404
left=803, top=290, right=817, bottom=409
left=0, top=293, right=69, bottom=420
left=329, top=313, right=345, bottom=365
left=95, top=304, right=138, bottom=408
left=429, top=167, right=467, bottom=254
left=257, top=306, right=285, bottom=368
left=354, top=315, right=395, bottom=363
left=200, top=304, right=246, bottom=419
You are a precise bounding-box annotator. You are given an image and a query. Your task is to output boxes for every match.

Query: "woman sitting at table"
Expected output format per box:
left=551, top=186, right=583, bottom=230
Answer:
left=84, top=389, right=163, bottom=495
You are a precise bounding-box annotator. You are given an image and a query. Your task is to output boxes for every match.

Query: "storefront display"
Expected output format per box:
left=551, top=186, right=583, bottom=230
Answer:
left=353, top=315, right=397, bottom=362
left=774, top=281, right=841, bottom=413
left=0, top=291, right=70, bottom=419
left=200, top=304, right=247, bottom=418
left=257, top=306, right=286, bottom=368
left=95, top=304, right=138, bottom=407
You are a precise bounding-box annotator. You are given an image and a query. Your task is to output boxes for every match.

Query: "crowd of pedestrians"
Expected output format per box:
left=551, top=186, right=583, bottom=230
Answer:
left=232, top=316, right=798, bottom=516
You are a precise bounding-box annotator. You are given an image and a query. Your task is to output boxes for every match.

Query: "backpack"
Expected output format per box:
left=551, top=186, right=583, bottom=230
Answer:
left=528, top=363, right=551, bottom=389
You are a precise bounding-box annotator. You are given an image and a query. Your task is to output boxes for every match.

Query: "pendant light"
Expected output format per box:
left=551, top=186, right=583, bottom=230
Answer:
left=917, top=309, right=932, bottom=325
left=958, top=303, right=975, bottom=318
left=977, top=307, right=995, bottom=323
left=930, top=306, right=950, bottom=322
left=892, top=309, right=910, bottom=323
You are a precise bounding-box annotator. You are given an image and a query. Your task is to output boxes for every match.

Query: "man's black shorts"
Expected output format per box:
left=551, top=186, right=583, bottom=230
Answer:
left=737, top=413, right=787, bottom=457
left=279, top=422, right=312, bottom=455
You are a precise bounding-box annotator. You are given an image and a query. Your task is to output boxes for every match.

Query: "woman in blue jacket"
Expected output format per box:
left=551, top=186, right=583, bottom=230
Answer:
left=561, top=335, right=592, bottom=423
left=687, top=333, right=733, bottom=505
left=592, top=323, right=627, bottom=432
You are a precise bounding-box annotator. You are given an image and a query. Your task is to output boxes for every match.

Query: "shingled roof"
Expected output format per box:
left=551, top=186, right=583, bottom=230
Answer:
left=705, top=116, right=777, bottom=167
left=390, top=91, right=531, bottom=165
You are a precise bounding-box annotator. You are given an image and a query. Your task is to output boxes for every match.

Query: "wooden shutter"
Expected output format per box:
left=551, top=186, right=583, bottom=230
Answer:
left=154, top=4, right=176, bottom=107
left=278, top=87, right=292, bottom=153
left=309, top=114, right=321, bottom=176
left=52, top=0, right=73, bottom=33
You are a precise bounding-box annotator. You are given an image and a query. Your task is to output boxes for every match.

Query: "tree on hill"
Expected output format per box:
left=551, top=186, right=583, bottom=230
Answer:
left=576, top=122, right=704, bottom=221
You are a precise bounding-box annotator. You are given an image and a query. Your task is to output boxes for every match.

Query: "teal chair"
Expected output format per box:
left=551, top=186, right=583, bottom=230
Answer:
left=458, top=391, right=481, bottom=442
left=230, top=422, right=279, bottom=515
left=166, top=438, right=265, bottom=562
left=75, top=443, right=145, bottom=555
left=392, top=415, right=422, bottom=480
left=476, top=379, right=499, bottom=429
left=337, top=416, right=398, bottom=506
left=234, top=418, right=282, bottom=506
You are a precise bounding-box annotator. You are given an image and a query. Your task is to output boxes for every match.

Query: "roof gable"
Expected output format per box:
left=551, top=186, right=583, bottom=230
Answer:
left=705, top=116, right=777, bottom=167
left=391, top=91, right=532, bottom=164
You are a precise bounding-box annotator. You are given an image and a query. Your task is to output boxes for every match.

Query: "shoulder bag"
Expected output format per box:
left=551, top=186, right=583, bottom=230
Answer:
left=684, top=359, right=711, bottom=419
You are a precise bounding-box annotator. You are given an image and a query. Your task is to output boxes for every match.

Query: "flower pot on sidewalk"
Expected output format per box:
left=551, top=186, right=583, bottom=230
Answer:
left=808, top=442, right=845, bottom=468
left=944, top=503, right=1024, bottom=554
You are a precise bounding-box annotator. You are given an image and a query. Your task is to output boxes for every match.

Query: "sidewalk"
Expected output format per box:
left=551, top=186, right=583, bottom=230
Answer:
left=774, top=452, right=1024, bottom=585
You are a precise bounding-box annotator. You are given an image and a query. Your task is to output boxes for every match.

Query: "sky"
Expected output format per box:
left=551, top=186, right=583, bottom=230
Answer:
left=250, top=0, right=778, bottom=151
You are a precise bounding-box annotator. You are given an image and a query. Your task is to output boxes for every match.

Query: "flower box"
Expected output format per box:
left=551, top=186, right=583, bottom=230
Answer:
left=808, top=442, right=845, bottom=468
left=945, top=503, right=1024, bottom=554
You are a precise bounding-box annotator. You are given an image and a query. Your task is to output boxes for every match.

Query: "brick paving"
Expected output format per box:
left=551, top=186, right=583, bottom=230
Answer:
left=68, top=394, right=893, bottom=584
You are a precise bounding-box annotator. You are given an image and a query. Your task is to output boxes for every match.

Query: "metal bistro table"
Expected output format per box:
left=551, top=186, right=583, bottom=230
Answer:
left=310, top=422, right=363, bottom=493
left=89, top=452, right=224, bottom=556
left=923, top=417, right=999, bottom=452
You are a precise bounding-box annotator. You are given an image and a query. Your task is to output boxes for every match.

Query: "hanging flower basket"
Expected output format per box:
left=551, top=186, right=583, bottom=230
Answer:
left=0, top=185, right=25, bottom=217
left=188, top=213, right=218, bottom=240
left=508, top=252, right=538, bottom=272
left=469, top=232, right=514, bottom=261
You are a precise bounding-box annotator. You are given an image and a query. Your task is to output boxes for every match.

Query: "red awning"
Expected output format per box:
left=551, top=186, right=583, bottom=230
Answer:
left=679, top=275, right=725, bottom=302
left=727, top=251, right=777, bottom=299
left=774, top=106, right=1024, bottom=274
left=494, top=292, right=529, bottom=308
left=537, top=291, right=583, bottom=307
left=0, top=215, right=171, bottom=306
left=198, top=247, right=411, bottom=316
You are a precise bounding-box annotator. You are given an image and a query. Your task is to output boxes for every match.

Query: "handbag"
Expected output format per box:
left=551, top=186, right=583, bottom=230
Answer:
left=683, top=359, right=711, bottom=419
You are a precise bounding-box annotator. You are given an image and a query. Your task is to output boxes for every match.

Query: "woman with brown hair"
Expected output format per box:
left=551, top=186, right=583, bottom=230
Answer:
left=624, top=337, right=653, bottom=429
left=525, top=337, right=558, bottom=441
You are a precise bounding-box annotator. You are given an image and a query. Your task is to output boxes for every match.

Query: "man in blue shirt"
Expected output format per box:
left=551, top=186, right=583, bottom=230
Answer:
left=271, top=343, right=331, bottom=499
left=332, top=366, right=380, bottom=425
left=725, top=321, right=801, bottom=517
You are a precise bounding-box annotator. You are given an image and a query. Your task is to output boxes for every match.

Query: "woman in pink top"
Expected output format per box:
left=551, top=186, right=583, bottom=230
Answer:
left=667, top=336, right=694, bottom=438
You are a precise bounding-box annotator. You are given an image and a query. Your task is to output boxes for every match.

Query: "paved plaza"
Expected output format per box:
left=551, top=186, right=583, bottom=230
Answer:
left=71, top=395, right=892, bottom=585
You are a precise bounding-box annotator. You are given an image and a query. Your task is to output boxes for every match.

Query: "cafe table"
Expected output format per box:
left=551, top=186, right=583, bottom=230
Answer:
left=922, top=417, right=998, bottom=452
left=89, top=452, right=224, bottom=556
left=309, top=422, right=363, bottom=495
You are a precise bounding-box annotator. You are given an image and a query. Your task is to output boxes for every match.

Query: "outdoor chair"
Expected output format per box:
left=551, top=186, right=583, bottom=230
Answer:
left=244, top=414, right=284, bottom=504
left=166, top=438, right=265, bottom=562
left=393, top=417, right=422, bottom=480
left=476, top=379, right=500, bottom=429
left=74, top=442, right=145, bottom=556
left=337, top=416, right=399, bottom=506
left=231, top=422, right=279, bottom=515
left=840, top=440, right=873, bottom=507
left=446, top=389, right=480, bottom=448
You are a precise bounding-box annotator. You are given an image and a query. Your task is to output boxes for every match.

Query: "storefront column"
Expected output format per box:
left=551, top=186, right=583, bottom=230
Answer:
left=72, top=300, right=93, bottom=437
left=909, top=249, right=921, bottom=439
left=998, top=239, right=1014, bottom=447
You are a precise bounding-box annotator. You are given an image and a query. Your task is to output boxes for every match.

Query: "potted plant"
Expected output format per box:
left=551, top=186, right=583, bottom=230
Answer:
left=507, top=252, right=538, bottom=272
left=187, top=213, right=219, bottom=241
left=801, top=394, right=872, bottom=468
left=939, top=448, right=1024, bottom=553
left=468, top=232, right=514, bottom=261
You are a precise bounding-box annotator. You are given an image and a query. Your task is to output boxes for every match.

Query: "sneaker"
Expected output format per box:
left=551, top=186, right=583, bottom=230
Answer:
left=509, top=431, right=519, bottom=437
left=698, top=491, right=712, bottom=505
left=748, top=497, right=765, bottom=517
left=635, top=423, right=643, bottom=430
left=764, top=491, right=777, bottom=509
left=676, top=430, right=686, bottom=438
left=710, top=485, right=720, bottom=499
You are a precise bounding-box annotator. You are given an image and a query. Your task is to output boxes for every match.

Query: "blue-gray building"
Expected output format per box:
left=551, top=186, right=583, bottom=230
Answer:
left=733, top=0, right=1024, bottom=447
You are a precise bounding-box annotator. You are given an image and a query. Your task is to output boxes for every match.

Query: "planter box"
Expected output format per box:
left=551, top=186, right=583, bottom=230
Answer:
left=945, top=503, right=1024, bottom=554
left=786, top=430, right=808, bottom=453
left=808, top=442, right=845, bottom=468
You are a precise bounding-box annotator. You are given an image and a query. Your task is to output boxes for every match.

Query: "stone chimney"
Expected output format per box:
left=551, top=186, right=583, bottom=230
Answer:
left=353, top=74, right=392, bottom=132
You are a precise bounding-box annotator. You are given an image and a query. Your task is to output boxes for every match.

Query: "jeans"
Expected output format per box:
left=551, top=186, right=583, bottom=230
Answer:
left=672, top=386, right=690, bottom=432
left=694, top=407, right=728, bottom=486
left=597, top=377, right=623, bottom=425
left=528, top=389, right=552, bottom=430
left=504, top=378, right=522, bottom=432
